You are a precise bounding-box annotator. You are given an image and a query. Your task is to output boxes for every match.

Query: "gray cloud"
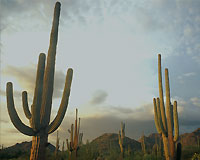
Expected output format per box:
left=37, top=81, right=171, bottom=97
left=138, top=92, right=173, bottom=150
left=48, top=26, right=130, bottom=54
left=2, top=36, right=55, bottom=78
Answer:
left=110, top=106, right=134, bottom=114
left=89, top=90, right=108, bottom=105
left=190, top=97, right=200, bottom=107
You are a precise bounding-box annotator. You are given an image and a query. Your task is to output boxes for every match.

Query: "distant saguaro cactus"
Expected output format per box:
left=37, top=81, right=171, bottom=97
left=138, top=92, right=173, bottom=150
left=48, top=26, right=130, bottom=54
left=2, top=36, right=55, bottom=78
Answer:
left=141, top=132, right=146, bottom=155
left=6, top=2, right=73, bottom=160
left=55, top=131, right=60, bottom=159
left=153, top=54, right=179, bottom=160
left=118, top=122, right=125, bottom=158
left=66, top=108, right=83, bottom=160
left=62, top=141, right=65, bottom=152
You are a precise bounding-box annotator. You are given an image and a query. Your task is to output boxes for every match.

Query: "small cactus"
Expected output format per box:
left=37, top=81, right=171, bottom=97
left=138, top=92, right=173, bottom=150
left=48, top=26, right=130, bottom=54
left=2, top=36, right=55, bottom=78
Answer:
left=141, top=132, right=146, bottom=155
left=118, top=122, right=125, bottom=158
left=62, top=141, right=65, bottom=152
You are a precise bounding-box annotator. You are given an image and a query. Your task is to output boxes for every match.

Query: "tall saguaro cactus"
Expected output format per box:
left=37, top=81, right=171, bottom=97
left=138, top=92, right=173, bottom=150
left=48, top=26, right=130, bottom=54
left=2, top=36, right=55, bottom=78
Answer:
left=6, top=2, right=73, bottom=160
left=66, top=108, right=83, bottom=160
left=153, top=54, right=179, bottom=160
left=118, top=122, right=125, bottom=158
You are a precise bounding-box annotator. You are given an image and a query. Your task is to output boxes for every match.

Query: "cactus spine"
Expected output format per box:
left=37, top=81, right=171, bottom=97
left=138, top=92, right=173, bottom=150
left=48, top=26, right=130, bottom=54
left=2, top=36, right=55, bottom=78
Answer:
left=153, top=54, right=179, bottom=160
left=66, top=108, right=82, bottom=160
left=118, top=122, right=125, bottom=158
left=6, top=2, right=73, bottom=160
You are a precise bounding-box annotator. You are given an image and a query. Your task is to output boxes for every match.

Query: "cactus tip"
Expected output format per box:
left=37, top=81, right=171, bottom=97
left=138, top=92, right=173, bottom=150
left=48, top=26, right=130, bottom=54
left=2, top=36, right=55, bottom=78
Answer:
left=7, top=82, right=12, bottom=88
left=56, top=1, right=61, bottom=7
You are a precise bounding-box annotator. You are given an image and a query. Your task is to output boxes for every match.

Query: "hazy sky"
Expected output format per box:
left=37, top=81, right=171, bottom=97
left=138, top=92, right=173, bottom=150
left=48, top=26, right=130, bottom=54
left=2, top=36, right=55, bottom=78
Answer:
left=1, top=0, right=200, bottom=148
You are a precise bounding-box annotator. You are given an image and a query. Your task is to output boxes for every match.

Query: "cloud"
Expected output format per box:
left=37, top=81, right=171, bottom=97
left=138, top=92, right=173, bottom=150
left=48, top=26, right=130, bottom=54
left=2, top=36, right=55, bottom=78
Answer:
left=89, top=90, right=108, bottom=105
left=110, top=106, right=134, bottom=114
left=2, top=65, right=67, bottom=99
left=190, top=97, right=200, bottom=107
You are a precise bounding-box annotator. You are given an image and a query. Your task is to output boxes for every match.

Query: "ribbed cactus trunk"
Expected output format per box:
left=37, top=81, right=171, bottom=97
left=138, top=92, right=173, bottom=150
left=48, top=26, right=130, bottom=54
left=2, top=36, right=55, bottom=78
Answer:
left=162, top=134, right=170, bottom=160
left=6, top=2, right=73, bottom=160
left=30, top=135, right=48, bottom=160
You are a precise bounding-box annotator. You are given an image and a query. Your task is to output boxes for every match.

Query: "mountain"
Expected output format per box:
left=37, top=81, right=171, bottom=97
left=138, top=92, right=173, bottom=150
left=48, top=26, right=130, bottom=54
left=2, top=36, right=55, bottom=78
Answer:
left=180, top=128, right=200, bottom=147
left=0, top=141, right=56, bottom=159
left=90, top=133, right=141, bottom=156
left=138, top=128, right=200, bottom=149
left=138, top=133, right=162, bottom=150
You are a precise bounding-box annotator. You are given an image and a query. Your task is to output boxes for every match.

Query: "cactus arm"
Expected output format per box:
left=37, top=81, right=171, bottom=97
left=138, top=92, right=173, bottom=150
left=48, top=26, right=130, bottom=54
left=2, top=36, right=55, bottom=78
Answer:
left=153, top=98, right=162, bottom=133
left=165, top=69, right=173, bottom=137
left=32, top=53, right=46, bottom=130
left=22, top=91, right=32, bottom=119
left=47, top=69, right=73, bottom=134
left=40, top=2, right=61, bottom=126
left=66, top=139, right=70, bottom=150
left=70, top=124, right=74, bottom=148
left=121, top=122, right=125, bottom=139
left=6, top=82, right=35, bottom=136
left=79, top=133, right=83, bottom=145
left=165, top=68, right=176, bottom=158
left=74, top=108, right=78, bottom=147
left=77, top=118, right=80, bottom=141
left=118, top=131, right=122, bottom=145
left=156, top=98, right=167, bottom=137
left=173, top=101, right=179, bottom=142
left=158, top=54, right=168, bottom=131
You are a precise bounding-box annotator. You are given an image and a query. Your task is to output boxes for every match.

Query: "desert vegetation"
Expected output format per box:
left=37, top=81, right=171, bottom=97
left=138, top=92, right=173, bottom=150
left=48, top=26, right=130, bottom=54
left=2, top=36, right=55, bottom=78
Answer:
left=2, top=1, right=200, bottom=160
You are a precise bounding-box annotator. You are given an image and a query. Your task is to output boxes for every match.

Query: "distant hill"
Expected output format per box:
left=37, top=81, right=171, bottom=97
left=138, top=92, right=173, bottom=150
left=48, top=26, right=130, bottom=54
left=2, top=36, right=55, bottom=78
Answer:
left=180, top=128, right=200, bottom=147
left=90, top=133, right=141, bottom=156
left=0, top=141, right=56, bottom=159
left=1, top=128, right=199, bottom=158
left=138, top=128, right=200, bottom=149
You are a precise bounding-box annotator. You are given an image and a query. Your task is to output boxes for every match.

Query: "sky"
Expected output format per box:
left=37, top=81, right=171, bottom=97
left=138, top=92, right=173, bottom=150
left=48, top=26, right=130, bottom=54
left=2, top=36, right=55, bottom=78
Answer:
left=0, top=0, right=200, bottom=148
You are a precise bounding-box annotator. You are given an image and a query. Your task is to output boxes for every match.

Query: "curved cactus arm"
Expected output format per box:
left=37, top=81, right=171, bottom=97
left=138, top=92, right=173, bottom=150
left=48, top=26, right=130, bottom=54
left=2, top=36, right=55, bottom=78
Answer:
left=6, top=82, right=35, bottom=136
left=22, top=91, right=32, bottom=119
left=173, top=101, right=179, bottom=142
left=47, top=69, right=73, bottom=134
left=40, top=2, right=61, bottom=126
left=32, top=53, right=46, bottom=130
left=158, top=54, right=168, bottom=131
left=153, top=98, right=162, bottom=133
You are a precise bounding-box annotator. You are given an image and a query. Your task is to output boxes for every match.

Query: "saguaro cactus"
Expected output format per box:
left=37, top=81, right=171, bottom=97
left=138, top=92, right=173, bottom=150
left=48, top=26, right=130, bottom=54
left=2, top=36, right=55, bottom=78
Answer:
left=66, top=108, right=82, bottom=160
left=153, top=54, right=179, bottom=160
left=62, top=141, right=65, bottom=152
left=118, top=122, right=125, bottom=158
left=55, top=131, right=60, bottom=158
left=6, top=2, right=73, bottom=160
left=141, top=132, right=146, bottom=155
